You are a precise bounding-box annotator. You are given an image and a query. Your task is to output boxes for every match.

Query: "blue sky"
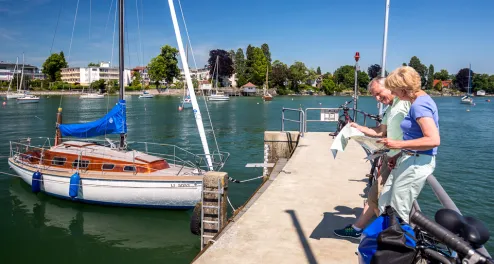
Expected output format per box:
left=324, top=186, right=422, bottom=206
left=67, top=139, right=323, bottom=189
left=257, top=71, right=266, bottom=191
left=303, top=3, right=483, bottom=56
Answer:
left=1, top=0, right=493, bottom=75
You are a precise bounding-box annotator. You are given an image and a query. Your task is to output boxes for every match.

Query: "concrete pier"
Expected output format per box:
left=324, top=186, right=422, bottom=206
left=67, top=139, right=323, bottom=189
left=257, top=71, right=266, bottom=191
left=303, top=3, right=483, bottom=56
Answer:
left=194, top=132, right=370, bottom=264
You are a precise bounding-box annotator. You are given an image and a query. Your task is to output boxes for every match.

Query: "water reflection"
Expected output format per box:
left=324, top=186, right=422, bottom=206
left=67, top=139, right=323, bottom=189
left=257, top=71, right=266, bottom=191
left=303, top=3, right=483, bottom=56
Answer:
left=10, top=179, right=198, bottom=250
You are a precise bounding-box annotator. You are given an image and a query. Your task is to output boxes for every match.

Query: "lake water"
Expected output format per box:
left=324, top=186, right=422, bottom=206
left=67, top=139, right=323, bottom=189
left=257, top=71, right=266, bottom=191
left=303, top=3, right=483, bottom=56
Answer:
left=0, top=95, right=492, bottom=263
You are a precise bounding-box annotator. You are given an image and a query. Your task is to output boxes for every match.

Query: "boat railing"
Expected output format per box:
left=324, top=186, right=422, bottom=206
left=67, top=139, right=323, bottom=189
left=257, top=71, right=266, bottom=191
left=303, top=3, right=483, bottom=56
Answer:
left=412, top=174, right=491, bottom=258
left=9, top=137, right=230, bottom=174
left=281, top=107, right=305, bottom=137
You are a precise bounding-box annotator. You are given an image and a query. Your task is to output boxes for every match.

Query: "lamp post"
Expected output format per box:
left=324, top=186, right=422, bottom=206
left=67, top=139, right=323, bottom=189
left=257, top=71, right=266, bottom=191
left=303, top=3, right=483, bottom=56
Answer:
left=353, top=52, right=360, bottom=122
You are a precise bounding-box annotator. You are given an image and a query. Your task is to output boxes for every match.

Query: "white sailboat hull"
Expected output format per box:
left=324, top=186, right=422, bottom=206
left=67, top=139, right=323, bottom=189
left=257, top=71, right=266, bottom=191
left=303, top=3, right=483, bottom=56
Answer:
left=17, top=96, right=40, bottom=104
left=8, top=160, right=202, bottom=209
left=6, top=93, right=25, bottom=99
left=208, top=95, right=230, bottom=101
left=461, top=96, right=473, bottom=104
left=80, top=93, right=105, bottom=99
left=139, top=94, right=154, bottom=98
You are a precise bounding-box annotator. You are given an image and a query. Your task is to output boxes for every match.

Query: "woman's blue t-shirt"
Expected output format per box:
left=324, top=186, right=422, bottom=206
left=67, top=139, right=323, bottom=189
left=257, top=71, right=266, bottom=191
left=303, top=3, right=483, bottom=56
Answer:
left=400, top=94, right=439, bottom=155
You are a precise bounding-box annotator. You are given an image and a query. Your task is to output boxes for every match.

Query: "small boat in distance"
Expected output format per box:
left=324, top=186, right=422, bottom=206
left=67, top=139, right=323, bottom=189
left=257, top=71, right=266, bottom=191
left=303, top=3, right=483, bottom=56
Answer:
left=208, top=56, right=230, bottom=101
left=263, top=67, right=273, bottom=101
left=460, top=64, right=474, bottom=105
left=6, top=56, right=25, bottom=99
left=80, top=93, right=105, bottom=99
left=138, top=90, right=154, bottom=98
left=17, top=93, right=40, bottom=104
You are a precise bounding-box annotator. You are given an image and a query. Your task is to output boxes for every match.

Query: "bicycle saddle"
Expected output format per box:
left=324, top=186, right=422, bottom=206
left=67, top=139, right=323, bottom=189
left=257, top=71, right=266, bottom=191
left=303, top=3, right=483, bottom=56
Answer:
left=435, top=208, right=490, bottom=248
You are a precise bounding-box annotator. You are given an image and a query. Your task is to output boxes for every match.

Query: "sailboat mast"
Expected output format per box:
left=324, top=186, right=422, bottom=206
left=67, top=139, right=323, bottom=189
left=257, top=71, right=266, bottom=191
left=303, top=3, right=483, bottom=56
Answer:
left=19, top=53, right=25, bottom=92
left=468, top=63, right=472, bottom=94
left=118, top=0, right=126, bottom=148
left=7, top=57, right=18, bottom=94
left=167, top=0, right=213, bottom=170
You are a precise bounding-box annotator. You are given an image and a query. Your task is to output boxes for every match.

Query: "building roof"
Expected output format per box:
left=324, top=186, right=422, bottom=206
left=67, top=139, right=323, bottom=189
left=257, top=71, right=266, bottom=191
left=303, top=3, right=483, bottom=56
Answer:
left=241, top=82, right=257, bottom=88
left=132, top=66, right=147, bottom=71
left=433, top=80, right=452, bottom=87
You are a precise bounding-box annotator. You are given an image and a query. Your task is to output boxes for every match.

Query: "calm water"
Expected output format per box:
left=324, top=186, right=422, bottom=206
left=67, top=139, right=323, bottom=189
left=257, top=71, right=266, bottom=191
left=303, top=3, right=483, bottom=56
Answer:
left=0, top=95, right=493, bottom=263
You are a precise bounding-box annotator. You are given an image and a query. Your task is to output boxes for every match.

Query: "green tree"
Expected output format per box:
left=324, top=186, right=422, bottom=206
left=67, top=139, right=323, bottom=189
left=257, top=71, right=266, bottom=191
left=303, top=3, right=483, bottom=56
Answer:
left=357, top=70, right=370, bottom=91
left=427, top=64, right=435, bottom=90
left=321, top=77, right=336, bottom=95
left=42, top=51, right=68, bottom=82
left=434, top=69, right=449, bottom=81
left=408, top=56, right=428, bottom=87
left=248, top=47, right=269, bottom=85
left=147, top=45, right=180, bottom=88
left=367, top=64, right=382, bottom=79
left=91, top=79, right=106, bottom=93
left=473, top=73, right=490, bottom=93
left=434, top=80, right=443, bottom=91
left=288, top=61, right=308, bottom=91
left=316, top=66, right=322, bottom=75
left=234, top=48, right=246, bottom=87
left=261, top=43, right=271, bottom=64
left=88, top=62, right=99, bottom=67
left=245, top=45, right=255, bottom=81
left=333, top=65, right=355, bottom=90
left=228, top=49, right=235, bottom=63
left=131, top=71, right=142, bottom=88
left=402, top=62, right=407, bottom=66
left=271, top=60, right=289, bottom=88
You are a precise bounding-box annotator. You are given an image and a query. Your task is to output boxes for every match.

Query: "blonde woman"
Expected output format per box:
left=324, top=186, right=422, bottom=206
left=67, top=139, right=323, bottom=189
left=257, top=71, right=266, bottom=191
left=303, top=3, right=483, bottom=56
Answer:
left=378, top=66, right=440, bottom=223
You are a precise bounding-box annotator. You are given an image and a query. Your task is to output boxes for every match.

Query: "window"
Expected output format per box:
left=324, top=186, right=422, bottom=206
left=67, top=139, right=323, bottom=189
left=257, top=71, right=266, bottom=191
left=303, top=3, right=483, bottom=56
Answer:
left=123, top=166, right=136, bottom=172
left=52, top=157, right=66, bottom=166
left=72, top=159, right=90, bottom=169
left=102, top=163, right=115, bottom=170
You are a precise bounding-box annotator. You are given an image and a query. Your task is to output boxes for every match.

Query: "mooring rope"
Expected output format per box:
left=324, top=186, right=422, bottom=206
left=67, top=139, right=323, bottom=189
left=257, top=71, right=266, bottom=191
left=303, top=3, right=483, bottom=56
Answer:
left=227, top=196, right=236, bottom=212
left=227, top=175, right=264, bottom=183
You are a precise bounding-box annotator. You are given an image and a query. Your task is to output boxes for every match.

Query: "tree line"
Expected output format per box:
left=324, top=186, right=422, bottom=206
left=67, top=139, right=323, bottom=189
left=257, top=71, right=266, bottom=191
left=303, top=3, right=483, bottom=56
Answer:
left=7, top=46, right=491, bottom=95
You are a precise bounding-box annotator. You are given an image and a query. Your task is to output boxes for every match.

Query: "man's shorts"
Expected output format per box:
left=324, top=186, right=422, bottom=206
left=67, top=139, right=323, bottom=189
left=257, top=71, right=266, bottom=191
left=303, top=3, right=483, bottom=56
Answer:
left=367, top=155, right=391, bottom=209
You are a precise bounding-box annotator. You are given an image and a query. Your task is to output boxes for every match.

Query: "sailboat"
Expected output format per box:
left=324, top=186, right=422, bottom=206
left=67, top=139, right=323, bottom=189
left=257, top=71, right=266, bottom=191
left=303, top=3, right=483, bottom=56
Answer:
left=6, top=57, right=25, bottom=99
left=262, top=66, right=273, bottom=101
left=208, top=56, right=230, bottom=101
left=8, top=0, right=227, bottom=209
left=16, top=54, right=40, bottom=104
left=80, top=68, right=105, bottom=99
left=179, top=44, right=192, bottom=108
left=460, top=64, right=474, bottom=105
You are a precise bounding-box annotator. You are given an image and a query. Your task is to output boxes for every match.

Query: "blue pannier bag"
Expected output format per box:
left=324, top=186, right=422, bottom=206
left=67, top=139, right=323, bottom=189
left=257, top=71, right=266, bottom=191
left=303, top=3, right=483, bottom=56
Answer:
left=358, top=206, right=417, bottom=264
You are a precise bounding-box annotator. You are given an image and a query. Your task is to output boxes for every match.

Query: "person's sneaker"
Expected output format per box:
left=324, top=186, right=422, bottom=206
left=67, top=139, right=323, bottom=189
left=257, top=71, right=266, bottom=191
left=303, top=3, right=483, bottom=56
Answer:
left=333, top=224, right=362, bottom=239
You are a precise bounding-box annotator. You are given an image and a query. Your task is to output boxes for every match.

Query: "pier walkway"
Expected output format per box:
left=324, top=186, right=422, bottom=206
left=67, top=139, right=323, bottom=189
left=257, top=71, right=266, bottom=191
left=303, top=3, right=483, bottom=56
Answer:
left=194, top=132, right=371, bottom=264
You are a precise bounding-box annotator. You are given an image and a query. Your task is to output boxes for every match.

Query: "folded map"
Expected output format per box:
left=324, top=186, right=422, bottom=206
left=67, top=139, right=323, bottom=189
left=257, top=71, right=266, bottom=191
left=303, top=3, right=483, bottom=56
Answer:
left=330, top=124, right=389, bottom=159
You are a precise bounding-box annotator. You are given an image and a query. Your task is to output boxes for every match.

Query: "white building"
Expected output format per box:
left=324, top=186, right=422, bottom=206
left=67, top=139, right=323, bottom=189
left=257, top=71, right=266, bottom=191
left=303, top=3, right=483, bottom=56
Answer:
left=179, top=67, right=210, bottom=81
left=0, top=61, right=45, bottom=81
left=61, top=62, right=131, bottom=86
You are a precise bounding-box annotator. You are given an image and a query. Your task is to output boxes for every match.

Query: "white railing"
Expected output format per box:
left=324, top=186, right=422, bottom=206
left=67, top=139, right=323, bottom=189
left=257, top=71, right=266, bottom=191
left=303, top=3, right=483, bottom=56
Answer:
left=9, top=137, right=230, bottom=174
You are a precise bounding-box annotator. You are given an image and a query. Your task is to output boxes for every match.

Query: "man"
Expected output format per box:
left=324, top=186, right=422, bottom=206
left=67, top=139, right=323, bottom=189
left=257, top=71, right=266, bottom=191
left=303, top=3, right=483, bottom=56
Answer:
left=333, top=77, right=410, bottom=239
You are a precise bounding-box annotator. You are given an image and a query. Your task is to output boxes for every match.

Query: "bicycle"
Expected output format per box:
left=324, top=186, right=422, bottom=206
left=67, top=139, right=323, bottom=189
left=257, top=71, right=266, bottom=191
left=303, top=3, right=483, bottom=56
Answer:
left=333, top=99, right=354, bottom=137
left=411, top=208, right=493, bottom=264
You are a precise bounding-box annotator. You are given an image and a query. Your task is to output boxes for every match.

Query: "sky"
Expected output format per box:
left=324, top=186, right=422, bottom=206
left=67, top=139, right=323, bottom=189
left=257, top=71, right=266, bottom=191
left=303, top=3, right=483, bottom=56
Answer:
left=0, top=0, right=493, bottom=75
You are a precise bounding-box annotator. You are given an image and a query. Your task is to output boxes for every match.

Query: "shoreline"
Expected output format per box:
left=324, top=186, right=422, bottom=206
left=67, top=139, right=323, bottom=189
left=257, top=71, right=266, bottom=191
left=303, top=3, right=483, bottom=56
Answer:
left=1, top=91, right=490, bottom=97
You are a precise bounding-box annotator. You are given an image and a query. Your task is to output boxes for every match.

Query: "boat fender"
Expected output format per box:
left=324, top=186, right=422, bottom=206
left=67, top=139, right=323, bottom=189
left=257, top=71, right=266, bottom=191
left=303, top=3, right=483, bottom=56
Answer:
left=69, top=172, right=80, bottom=198
left=190, top=202, right=202, bottom=236
left=32, top=171, right=42, bottom=193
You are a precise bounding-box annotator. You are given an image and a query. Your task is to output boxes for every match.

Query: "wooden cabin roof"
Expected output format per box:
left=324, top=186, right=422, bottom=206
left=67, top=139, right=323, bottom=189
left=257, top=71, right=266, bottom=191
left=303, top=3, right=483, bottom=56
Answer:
left=50, top=141, right=163, bottom=164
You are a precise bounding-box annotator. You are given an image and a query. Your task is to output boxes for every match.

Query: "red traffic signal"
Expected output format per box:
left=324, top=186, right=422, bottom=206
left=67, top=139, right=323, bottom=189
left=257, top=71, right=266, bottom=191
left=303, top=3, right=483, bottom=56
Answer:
left=354, top=52, right=360, bottom=62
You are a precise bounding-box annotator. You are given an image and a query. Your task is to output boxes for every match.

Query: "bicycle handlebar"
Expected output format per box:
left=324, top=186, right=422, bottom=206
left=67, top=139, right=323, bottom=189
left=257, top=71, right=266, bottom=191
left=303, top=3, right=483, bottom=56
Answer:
left=411, top=211, right=494, bottom=264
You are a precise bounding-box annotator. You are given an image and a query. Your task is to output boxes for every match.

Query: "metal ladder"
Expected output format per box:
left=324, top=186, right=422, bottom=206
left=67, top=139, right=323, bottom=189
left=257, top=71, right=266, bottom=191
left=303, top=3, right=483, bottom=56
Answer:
left=200, top=178, right=223, bottom=249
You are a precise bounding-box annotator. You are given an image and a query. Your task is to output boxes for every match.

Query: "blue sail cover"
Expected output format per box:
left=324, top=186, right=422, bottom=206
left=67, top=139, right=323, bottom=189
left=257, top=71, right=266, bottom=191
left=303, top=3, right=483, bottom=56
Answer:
left=60, top=100, right=127, bottom=138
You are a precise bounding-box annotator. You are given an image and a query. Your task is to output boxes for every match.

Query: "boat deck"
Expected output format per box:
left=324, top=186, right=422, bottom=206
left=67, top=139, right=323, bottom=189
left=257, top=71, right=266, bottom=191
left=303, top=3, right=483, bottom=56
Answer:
left=194, top=133, right=370, bottom=264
